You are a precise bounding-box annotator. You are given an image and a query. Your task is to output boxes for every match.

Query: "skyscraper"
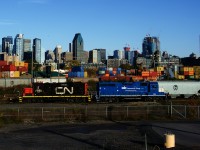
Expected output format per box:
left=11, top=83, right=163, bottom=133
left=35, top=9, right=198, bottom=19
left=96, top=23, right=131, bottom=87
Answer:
left=142, top=36, right=160, bottom=58
left=23, top=39, right=32, bottom=60
left=89, top=49, right=100, bottom=63
left=2, top=36, right=13, bottom=54
left=114, top=50, right=123, bottom=59
left=54, top=45, right=62, bottom=64
left=45, top=50, right=55, bottom=63
left=33, top=38, right=41, bottom=63
left=14, top=34, right=24, bottom=61
left=72, top=33, right=84, bottom=62
left=124, top=46, right=131, bottom=64
left=96, top=49, right=106, bottom=64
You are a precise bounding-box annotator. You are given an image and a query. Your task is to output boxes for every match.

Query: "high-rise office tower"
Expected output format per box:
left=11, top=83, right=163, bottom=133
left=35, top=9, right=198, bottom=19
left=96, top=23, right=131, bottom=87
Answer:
left=72, top=33, right=84, bottom=62
left=89, top=49, right=101, bottom=63
left=114, top=50, right=123, bottom=59
left=14, top=34, right=24, bottom=61
left=23, top=39, right=32, bottom=60
left=33, top=38, right=41, bottom=64
left=45, top=50, right=55, bottom=63
left=69, top=43, right=72, bottom=52
left=124, top=46, right=131, bottom=64
left=142, top=36, right=160, bottom=57
left=61, top=52, right=72, bottom=63
left=54, top=45, right=62, bottom=63
left=96, top=49, right=106, bottom=63
left=2, top=36, right=13, bottom=54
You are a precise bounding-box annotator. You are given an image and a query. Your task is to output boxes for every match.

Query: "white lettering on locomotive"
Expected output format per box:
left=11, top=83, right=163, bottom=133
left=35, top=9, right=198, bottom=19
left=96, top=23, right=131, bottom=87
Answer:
left=35, top=86, right=42, bottom=93
left=55, top=87, right=74, bottom=95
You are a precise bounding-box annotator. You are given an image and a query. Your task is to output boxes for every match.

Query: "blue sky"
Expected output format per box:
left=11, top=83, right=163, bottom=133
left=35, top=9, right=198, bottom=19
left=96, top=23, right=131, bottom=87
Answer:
left=1, top=0, right=200, bottom=61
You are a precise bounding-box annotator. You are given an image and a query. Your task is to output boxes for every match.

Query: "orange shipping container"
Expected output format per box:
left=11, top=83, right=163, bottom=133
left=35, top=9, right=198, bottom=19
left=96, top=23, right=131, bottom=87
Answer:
left=142, top=71, right=150, bottom=77
left=105, top=74, right=109, bottom=77
left=189, top=71, right=194, bottom=75
left=24, top=63, right=28, bottom=68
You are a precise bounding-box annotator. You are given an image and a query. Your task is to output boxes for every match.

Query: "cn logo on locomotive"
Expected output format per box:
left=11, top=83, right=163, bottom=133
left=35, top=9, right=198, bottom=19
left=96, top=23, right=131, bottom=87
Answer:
left=173, top=85, right=178, bottom=91
left=55, top=87, right=74, bottom=95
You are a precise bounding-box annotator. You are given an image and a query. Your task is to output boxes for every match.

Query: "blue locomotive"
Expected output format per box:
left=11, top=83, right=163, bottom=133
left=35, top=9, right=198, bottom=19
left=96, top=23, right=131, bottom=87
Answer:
left=96, top=81, right=167, bottom=102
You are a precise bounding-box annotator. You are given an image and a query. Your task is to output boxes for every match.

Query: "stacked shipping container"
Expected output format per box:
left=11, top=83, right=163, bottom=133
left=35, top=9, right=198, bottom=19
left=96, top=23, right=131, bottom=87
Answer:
left=0, top=61, right=28, bottom=78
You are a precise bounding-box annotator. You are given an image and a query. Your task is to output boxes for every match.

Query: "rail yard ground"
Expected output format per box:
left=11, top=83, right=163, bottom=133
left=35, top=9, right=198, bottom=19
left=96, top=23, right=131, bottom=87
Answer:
left=0, top=121, right=199, bottom=150
left=0, top=102, right=199, bottom=149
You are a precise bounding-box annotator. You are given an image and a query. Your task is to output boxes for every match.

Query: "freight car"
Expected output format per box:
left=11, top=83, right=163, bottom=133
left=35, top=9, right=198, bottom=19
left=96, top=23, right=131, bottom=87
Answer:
left=157, top=80, right=200, bottom=99
left=20, top=82, right=90, bottom=102
left=96, top=81, right=167, bottom=102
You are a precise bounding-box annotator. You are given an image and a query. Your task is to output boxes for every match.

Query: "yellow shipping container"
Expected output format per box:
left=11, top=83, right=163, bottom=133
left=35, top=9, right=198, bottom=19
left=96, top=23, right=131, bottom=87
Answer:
left=194, top=66, right=200, bottom=70
left=19, top=61, right=24, bottom=67
left=178, top=75, right=185, bottom=80
left=12, top=61, right=19, bottom=66
left=174, top=71, right=178, bottom=78
left=155, top=67, right=164, bottom=72
left=149, top=69, right=154, bottom=72
left=195, top=75, right=199, bottom=79
left=188, top=67, right=194, bottom=71
left=194, top=66, right=200, bottom=75
left=14, top=71, right=20, bottom=77
left=84, top=71, right=87, bottom=78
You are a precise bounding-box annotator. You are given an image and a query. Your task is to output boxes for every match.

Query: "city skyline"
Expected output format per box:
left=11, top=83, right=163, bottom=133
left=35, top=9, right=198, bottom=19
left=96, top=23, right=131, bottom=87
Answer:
left=0, top=0, right=200, bottom=59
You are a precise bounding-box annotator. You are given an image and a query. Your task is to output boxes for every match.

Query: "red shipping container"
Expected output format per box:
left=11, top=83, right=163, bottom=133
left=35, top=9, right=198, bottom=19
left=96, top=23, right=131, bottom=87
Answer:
left=0, top=61, right=7, bottom=66
left=17, top=66, right=28, bottom=72
left=150, top=71, right=158, bottom=77
left=184, top=71, right=189, bottom=76
left=1, top=65, right=17, bottom=71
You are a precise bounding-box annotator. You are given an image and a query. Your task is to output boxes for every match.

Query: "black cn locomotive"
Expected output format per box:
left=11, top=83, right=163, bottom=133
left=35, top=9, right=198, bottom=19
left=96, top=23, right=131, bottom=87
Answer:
left=20, top=82, right=90, bottom=103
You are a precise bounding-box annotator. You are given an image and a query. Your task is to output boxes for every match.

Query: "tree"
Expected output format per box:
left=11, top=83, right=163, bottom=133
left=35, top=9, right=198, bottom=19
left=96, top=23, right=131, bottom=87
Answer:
left=119, top=64, right=134, bottom=70
left=25, top=59, right=42, bottom=75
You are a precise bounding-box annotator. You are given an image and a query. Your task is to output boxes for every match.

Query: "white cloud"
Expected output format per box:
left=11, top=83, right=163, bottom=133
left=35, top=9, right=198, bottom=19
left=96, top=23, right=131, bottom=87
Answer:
left=0, top=20, right=17, bottom=25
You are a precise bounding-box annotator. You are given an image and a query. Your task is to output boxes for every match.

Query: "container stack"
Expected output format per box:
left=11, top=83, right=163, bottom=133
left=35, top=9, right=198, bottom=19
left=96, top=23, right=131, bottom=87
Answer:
left=194, top=66, right=200, bottom=79
left=155, top=66, right=164, bottom=76
left=0, top=61, right=28, bottom=78
left=179, top=66, right=194, bottom=79
left=68, top=66, right=84, bottom=77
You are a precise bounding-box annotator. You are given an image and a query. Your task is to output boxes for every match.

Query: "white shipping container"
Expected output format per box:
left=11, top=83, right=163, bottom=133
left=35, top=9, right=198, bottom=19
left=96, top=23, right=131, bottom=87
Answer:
left=10, top=71, right=14, bottom=77
left=2, top=71, right=14, bottom=78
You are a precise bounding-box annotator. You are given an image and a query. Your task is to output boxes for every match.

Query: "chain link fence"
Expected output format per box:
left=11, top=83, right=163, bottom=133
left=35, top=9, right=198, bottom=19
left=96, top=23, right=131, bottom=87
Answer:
left=0, top=104, right=199, bottom=122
